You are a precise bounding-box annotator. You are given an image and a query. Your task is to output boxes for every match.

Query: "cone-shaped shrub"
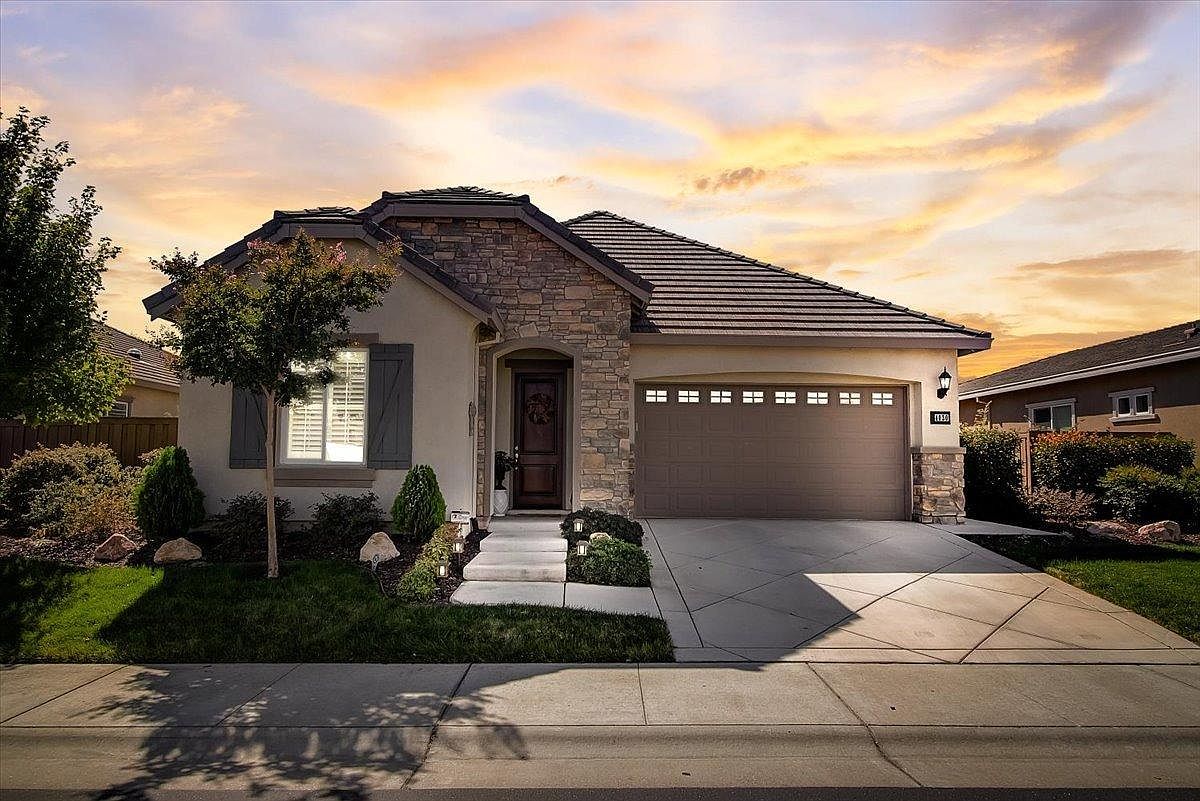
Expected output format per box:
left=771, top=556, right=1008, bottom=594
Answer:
left=391, top=465, right=446, bottom=542
left=133, top=446, right=205, bottom=541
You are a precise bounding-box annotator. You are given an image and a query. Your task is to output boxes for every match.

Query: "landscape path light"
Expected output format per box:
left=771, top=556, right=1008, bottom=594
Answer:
left=576, top=540, right=589, bottom=557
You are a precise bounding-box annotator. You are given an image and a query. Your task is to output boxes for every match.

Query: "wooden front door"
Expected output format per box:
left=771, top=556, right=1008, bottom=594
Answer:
left=512, top=369, right=565, bottom=509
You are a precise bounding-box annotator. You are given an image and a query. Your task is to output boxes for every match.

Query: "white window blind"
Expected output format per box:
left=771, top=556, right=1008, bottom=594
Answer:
left=284, top=348, right=368, bottom=464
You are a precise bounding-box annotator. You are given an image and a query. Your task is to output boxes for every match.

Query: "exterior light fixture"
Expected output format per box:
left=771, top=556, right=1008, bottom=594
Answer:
left=452, top=539, right=465, bottom=555
left=576, top=540, right=589, bottom=557
left=436, top=558, right=450, bottom=579
left=370, top=553, right=382, bottom=573
left=936, top=367, right=953, bottom=399
left=573, top=519, right=585, bottom=535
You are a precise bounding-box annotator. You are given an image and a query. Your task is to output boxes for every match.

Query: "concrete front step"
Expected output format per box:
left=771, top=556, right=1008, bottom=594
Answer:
left=462, top=550, right=567, bottom=582
left=487, top=518, right=564, bottom=535
left=480, top=536, right=567, bottom=553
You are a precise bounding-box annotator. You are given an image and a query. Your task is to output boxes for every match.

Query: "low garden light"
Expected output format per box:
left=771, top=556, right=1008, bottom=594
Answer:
left=573, top=518, right=585, bottom=535
left=936, top=367, right=952, bottom=399
left=576, top=540, right=589, bottom=557
left=452, top=539, right=465, bottom=555
left=436, top=558, right=450, bottom=579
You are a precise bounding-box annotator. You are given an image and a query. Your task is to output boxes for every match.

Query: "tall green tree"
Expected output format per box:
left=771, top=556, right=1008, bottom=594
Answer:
left=0, top=108, right=127, bottom=422
left=154, top=233, right=395, bottom=577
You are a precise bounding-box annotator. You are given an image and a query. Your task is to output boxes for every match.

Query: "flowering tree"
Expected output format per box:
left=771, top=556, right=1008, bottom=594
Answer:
left=154, top=232, right=396, bottom=577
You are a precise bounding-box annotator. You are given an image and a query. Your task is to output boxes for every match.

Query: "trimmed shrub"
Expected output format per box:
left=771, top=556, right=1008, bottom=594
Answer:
left=561, top=507, right=644, bottom=546
left=1033, top=431, right=1195, bottom=492
left=580, top=538, right=651, bottom=587
left=960, top=426, right=1023, bottom=522
left=391, top=465, right=446, bottom=543
left=0, top=443, right=127, bottom=536
left=25, top=473, right=140, bottom=542
left=298, top=492, right=385, bottom=559
left=394, top=522, right=459, bottom=602
left=1098, top=465, right=1194, bottom=524
left=208, top=493, right=294, bottom=562
left=1021, top=487, right=1096, bottom=530
left=133, top=446, right=205, bottom=542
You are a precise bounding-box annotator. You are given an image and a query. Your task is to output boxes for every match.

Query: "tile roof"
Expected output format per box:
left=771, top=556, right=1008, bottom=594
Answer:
left=961, top=320, right=1200, bottom=396
left=377, top=186, right=526, bottom=204
left=566, top=211, right=990, bottom=347
left=97, top=323, right=179, bottom=389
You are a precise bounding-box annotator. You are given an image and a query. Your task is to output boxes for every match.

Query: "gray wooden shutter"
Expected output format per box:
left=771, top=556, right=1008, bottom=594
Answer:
left=229, top=387, right=267, bottom=468
left=367, top=344, right=414, bottom=469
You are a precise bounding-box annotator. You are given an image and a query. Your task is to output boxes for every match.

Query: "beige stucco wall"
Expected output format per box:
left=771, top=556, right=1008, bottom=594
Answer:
left=179, top=267, right=479, bottom=520
left=124, top=384, right=179, bottom=417
left=629, top=343, right=964, bottom=448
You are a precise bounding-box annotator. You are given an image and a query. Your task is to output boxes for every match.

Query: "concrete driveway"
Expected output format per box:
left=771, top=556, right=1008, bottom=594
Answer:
left=644, top=519, right=1199, bottom=664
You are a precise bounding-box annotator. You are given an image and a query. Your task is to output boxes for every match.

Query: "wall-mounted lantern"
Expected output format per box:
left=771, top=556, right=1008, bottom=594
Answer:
left=937, top=367, right=953, bottom=399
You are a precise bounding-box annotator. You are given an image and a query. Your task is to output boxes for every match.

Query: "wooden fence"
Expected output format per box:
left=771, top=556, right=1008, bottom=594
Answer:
left=0, top=417, right=178, bottom=468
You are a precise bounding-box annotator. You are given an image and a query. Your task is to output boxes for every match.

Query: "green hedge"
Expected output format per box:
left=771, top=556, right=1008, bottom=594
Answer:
left=578, top=538, right=651, bottom=587
left=1098, top=465, right=1200, bottom=525
left=960, top=426, right=1023, bottom=522
left=561, top=507, right=644, bottom=546
left=1033, top=431, right=1195, bottom=492
left=133, top=446, right=205, bottom=542
left=395, top=522, right=458, bottom=602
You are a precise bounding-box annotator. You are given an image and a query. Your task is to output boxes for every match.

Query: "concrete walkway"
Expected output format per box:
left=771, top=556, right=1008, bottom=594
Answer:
left=646, top=519, right=1199, bottom=664
left=3, top=662, right=1198, bottom=791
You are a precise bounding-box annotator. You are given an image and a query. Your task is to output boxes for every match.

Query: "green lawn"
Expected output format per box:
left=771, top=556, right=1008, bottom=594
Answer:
left=969, top=536, right=1200, bottom=644
left=0, top=559, right=673, bottom=663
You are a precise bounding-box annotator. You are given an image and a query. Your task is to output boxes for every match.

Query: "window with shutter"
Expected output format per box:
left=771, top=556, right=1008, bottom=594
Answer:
left=281, top=348, right=369, bottom=464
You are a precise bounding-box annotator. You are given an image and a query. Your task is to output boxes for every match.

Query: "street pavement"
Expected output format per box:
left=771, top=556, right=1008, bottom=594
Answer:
left=2, top=661, right=1198, bottom=793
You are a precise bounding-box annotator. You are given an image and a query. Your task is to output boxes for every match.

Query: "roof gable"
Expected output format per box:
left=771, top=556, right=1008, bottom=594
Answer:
left=566, top=210, right=990, bottom=351
left=961, top=320, right=1200, bottom=397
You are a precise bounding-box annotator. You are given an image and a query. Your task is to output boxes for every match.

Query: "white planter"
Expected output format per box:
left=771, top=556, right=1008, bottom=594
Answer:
left=492, top=489, right=510, bottom=517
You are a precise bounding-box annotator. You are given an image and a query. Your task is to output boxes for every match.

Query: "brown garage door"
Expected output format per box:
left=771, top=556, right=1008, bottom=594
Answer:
left=635, top=384, right=908, bottom=519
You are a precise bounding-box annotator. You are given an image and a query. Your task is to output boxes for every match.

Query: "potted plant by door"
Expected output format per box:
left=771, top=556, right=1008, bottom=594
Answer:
left=493, top=450, right=519, bottom=517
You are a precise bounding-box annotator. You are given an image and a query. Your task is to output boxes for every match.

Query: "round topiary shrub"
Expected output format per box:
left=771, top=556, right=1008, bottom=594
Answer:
left=133, top=446, right=205, bottom=542
left=391, top=465, right=446, bottom=543
left=580, top=538, right=651, bottom=587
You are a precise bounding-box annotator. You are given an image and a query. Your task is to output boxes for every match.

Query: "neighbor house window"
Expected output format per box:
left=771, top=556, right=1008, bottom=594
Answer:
left=774, top=390, right=797, bottom=404
left=677, top=389, right=700, bottom=403
left=1027, top=399, right=1075, bottom=431
left=1110, top=388, right=1154, bottom=420
left=710, top=390, right=732, bottom=403
left=282, top=348, right=368, bottom=463
left=806, top=391, right=828, bottom=405
left=839, top=391, right=861, bottom=405
left=107, top=400, right=130, bottom=418
left=645, top=389, right=667, bottom=403
left=742, top=390, right=764, bottom=404
left=871, top=392, right=894, bottom=406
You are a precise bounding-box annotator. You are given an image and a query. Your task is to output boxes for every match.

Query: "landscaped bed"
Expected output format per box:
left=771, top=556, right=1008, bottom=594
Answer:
left=967, top=535, right=1200, bottom=644
left=1, top=558, right=674, bottom=663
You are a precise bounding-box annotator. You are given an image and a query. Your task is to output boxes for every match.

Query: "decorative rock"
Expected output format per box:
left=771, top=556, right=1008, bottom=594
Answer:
left=1086, top=520, right=1134, bottom=538
left=93, top=534, right=139, bottom=563
left=359, top=531, right=400, bottom=563
left=1136, top=520, right=1182, bottom=543
left=153, top=537, right=202, bottom=565
left=590, top=531, right=612, bottom=542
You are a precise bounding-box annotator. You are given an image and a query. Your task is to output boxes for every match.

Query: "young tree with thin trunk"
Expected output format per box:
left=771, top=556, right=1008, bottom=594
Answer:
left=154, top=233, right=395, bottom=577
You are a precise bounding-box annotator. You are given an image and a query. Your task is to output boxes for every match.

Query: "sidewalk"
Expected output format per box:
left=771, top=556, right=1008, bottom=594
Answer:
left=3, top=662, right=1199, bottom=792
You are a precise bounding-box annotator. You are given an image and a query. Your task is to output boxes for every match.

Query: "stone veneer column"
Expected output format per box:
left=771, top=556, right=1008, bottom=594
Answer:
left=911, top=446, right=966, bottom=524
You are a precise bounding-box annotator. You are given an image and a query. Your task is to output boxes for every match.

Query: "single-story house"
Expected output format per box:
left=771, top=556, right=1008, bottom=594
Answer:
left=98, top=323, right=180, bottom=417
left=144, top=187, right=991, bottom=524
left=959, top=321, right=1200, bottom=447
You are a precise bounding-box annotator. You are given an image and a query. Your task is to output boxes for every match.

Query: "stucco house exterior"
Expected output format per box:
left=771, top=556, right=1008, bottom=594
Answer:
left=98, top=323, right=180, bottom=418
left=960, top=321, right=1200, bottom=448
left=144, top=187, right=990, bottom=525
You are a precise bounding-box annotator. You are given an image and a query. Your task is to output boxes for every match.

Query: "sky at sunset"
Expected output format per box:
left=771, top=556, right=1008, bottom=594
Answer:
left=2, top=0, right=1198, bottom=377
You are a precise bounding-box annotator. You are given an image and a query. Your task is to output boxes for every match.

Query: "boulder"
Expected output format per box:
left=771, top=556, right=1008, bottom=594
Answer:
left=359, top=531, right=400, bottom=563
left=93, top=534, right=139, bottom=563
left=1136, top=520, right=1182, bottom=543
left=153, top=537, right=202, bottom=564
left=1085, top=520, right=1134, bottom=539
left=589, top=531, right=612, bottom=542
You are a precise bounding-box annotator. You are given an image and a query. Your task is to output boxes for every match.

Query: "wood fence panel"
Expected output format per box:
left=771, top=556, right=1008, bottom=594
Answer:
left=0, top=418, right=178, bottom=468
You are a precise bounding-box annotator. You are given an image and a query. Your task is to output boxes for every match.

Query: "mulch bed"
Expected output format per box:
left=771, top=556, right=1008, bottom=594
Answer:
left=0, top=533, right=152, bottom=568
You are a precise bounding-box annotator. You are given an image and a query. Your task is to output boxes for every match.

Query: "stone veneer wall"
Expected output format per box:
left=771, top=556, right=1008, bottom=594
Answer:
left=911, top=447, right=966, bottom=524
left=381, top=216, right=634, bottom=515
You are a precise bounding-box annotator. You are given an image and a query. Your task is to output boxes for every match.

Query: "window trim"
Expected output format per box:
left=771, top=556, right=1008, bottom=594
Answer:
left=107, top=399, right=131, bottom=418
left=1108, top=387, right=1155, bottom=421
left=280, top=347, right=370, bottom=466
left=644, top=388, right=668, bottom=403
left=1025, top=397, right=1076, bottom=431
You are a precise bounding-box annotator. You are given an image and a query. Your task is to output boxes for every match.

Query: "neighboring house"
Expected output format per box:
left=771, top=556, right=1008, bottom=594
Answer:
left=144, top=187, right=991, bottom=524
left=97, top=323, right=180, bottom=417
left=959, top=321, right=1200, bottom=447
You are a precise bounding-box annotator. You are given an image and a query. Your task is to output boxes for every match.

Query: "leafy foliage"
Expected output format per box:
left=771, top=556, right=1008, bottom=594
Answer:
left=208, top=493, right=294, bottom=562
left=391, top=465, right=446, bottom=542
left=1098, top=465, right=1198, bottom=525
left=133, top=446, right=205, bottom=542
left=494, top=450, right=518, bottom=490
left=579, top=538, right=652, bottom=587
left=1033, top=431, right=1195, bottom=492
left=395, top=522, right=459, bottom=602
left=0, top=444, right=129, bottom=537
left=0, top=108, right=127, bottom=422
left=959, top=426, right=1024, bottom=523
left=1021, top=487, right=1096, bottom=530
left=301, top=492, right=386, bottom=559
left=561, top=507, right=644, bottom=546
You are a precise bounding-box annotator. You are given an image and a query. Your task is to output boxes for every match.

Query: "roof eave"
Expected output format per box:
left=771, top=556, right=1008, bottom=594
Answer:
left=631, top=332, right=993, bottom=352
left=960, top=346, right=1200, bottom=399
